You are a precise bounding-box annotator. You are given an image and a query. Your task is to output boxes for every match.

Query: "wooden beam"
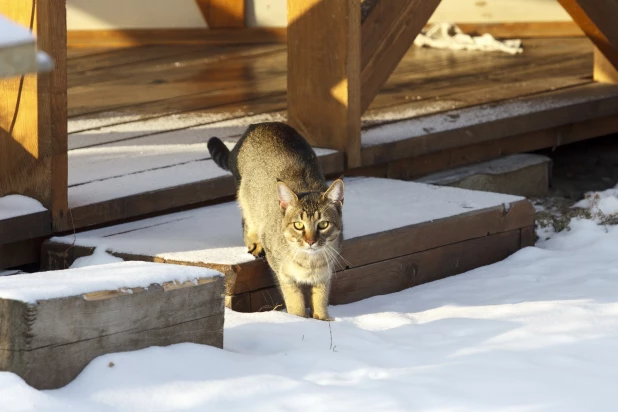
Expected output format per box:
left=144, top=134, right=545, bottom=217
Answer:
left=287, top=0, right=361, bottom=167
left=594, top=46, right=618, bottom=83
left=0, top=1, right=68, bottom=231
left=360, top=0, right=442, bottom=113
left=195, top=0, right=245, bottom=28
left=558, top=0, right=618, bottom=72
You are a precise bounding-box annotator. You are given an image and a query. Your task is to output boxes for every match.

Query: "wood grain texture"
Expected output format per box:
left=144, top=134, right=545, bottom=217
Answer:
left=455, top=22, right=584, bottom=38
left=558, top=0, right=618, bottom=70
left=594, top=46, right=618, bottom=83
left=361, top=0, right=442, bottom=113
left=0, top=0, right=67, bottom=231
left=67, top=28, right=286, bottom=47
left=331, top=228, right=526, bottom=305
left=0, top=275, right=224, bottom=389
left=196, top=0, right=245, bottom=28
left=0, top=238, right=43, bottom=270
left=287, top=0, right=361, bottom=167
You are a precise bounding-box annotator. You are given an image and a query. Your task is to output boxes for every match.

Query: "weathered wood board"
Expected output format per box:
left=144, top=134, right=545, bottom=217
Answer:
left=43, top=177, right=535, bottom=312
left=0, top=262, right=225, bottom=389
left=0, top=195, right=50, bottom=246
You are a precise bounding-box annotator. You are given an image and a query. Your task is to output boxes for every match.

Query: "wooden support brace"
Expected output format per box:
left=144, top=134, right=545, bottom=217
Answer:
left=360, top=0, right=442, bottom=113
left=287, top=0, right=361, bottom=167
left=195, top=0, right=245, bottom=28
left=558, top=0, right=618, bottom=82
left=0, top=1, right=68, bottom=231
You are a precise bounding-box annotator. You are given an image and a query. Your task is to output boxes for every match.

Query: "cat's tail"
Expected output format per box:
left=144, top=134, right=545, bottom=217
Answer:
left=207, top=137, right=230, bottom=171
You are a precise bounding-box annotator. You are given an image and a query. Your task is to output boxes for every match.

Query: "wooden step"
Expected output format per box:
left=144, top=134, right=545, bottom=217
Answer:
left=0, top=261, right=224, bottom=389
left=0, top=195, right=50, bottom=247
left=417, top=154, right=552, bottom=198
left=43, top=177, right=536, bottom=312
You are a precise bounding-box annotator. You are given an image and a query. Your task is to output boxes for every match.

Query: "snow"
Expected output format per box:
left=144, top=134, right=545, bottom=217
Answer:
left=0, top=261, right=222, bottom=303
left=573, top=184, right=618, bottom=216
left=3, top=211, right=618, bottom=410
left=0, top=14, right=35, bottom=48
left=57, top=177, right=523, bottom=265
left=0, top=195, right=46, bottom=220
left=70, top=246, right=124, bottom=268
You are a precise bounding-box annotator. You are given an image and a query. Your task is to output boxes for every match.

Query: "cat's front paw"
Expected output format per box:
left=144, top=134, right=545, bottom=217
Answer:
left=312, top=313, right=334, bottom=322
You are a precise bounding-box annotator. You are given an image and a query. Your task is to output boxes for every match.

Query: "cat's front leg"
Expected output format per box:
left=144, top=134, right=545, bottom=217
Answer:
left=278, top=278, right=307, bottom=317
left=311, top=282, right=333, bottom=321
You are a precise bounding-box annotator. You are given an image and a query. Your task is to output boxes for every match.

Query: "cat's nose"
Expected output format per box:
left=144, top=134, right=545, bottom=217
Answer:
left=306, top=239, right=315, bottom=246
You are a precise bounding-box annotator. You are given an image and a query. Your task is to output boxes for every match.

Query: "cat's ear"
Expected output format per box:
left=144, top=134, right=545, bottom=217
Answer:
left=323, top=179, right=344, bottom=206
left=277, top=181, right=298, bottom=212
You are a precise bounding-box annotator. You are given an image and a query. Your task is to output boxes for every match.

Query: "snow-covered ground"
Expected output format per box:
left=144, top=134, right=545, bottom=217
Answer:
left=3, top=189, right=618, bottom=411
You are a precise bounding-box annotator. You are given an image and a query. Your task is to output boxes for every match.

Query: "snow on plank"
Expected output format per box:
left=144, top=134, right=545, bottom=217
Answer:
left=45, top=177, right=535, bottom=311
left=65, top=118, right=343, bottom=230
left=0, top=195, right=49, bottom=246
left=0, top=261, right=224, bottom=390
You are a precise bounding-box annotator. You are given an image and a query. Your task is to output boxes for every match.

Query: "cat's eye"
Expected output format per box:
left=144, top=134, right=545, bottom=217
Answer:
left=293, top=222, right=304, bottom=230
left=317, top=221, right=330, bottom=230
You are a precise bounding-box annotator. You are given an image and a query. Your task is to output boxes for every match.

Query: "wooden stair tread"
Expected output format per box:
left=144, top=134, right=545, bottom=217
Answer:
left=0, top=196, right=50, bottom=245
left=45, top=177, right=535, bottom=309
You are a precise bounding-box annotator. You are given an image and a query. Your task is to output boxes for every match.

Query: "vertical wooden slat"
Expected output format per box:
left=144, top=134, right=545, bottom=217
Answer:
left=558, top=0, right=618, bottom=72
left=0, top=0, right=68, bottom=231
left=287, top=0, right=361, bottom=167
left=196, top=0, right=245, bottom=28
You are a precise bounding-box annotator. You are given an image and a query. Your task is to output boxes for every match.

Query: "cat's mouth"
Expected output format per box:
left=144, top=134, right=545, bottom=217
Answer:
left=301, top=247, right=321, bottom=254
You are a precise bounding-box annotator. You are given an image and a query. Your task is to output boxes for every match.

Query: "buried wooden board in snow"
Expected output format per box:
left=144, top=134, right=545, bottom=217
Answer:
left=45, top=177, right=535, bottom=308
left=0, top=261, right=224, bottom=390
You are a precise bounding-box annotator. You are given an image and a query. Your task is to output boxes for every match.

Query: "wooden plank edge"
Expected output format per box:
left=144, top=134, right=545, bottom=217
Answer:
left=360, top=85, right=618, bottom=167
left=195, top=0, right=245, bottom=28
left=0, top=211, right=50, bottom=246
left=67, top=28, right=286, bottom=47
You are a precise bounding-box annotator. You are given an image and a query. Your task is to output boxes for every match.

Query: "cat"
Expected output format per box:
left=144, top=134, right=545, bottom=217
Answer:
left=207, top=122, right=344, bottom=321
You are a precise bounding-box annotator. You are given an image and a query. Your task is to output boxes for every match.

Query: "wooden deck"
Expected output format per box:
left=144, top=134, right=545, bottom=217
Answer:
left=43, top=177, right=535, bottom=312
left=62, top=36, right=618, bottom=234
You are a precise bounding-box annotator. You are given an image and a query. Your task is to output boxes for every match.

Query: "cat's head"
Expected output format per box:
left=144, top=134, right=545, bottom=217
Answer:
left=277, top=179, right=344, bottom=256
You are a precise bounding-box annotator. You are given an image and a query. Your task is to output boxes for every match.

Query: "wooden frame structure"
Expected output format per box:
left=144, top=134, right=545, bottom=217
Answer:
left=1, top=0, right=618, bottom=269
left=287, top=0, right=618, bottom=167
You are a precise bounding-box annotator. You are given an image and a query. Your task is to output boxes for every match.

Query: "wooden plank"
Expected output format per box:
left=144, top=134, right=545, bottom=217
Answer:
left=0, top=0, right=68, bottom=232
left=196, top=0, right=245, bottom=28
left=331, top=227, right=526, bottom=305
left=0, top=269, right=224, bottom=389
left=0, top=211, right=50, bottom=246
left=594, top=46, right=618, bottom=84
left=455, top=22, right=584, bottom=38
left=558, top=0, right=618, bottom=70
left=360, top=0, right=442, bottom=113
left=382, top=113, right=618, bottom=181
left=0, top=238, right=43, bottom=270
left=68, top=45, right=285, bottom=117
left=67, top=28, right=286, bottom=48
left=361, top=83, right=618, bottom=167
left=287, top=0, right=361, bottom=167
left=62, top=150, right=343, bottom=231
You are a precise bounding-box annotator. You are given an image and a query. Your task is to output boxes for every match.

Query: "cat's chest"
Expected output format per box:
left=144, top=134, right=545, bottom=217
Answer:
left=281, top=259, right=330, bottom=285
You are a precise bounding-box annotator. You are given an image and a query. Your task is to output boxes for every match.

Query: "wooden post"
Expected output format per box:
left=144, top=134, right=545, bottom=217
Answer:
left=360, top=0, right=442, bottom=113
left=287, top=0, right=361, bottom=167
left=195, top=0, right=245, bottom=28
left=0, top=0, right=68, bottom=231
left=558, top=0, right=618, bottom=80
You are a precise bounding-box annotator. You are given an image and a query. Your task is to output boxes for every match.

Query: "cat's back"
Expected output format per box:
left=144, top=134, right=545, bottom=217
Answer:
left=234, top=122, right=324, bottom=187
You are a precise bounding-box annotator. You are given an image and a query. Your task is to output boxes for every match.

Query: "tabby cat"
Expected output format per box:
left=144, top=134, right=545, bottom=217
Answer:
left=207, top=122, right=344, bottom=320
